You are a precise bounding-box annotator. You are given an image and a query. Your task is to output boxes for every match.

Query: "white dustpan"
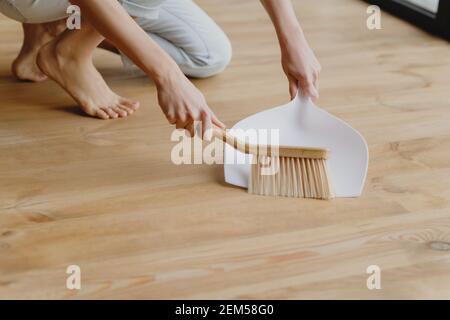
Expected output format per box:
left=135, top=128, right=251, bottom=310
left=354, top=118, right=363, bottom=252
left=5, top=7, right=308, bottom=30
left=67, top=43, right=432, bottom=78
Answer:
left=223, top=94, right=369, bottom=197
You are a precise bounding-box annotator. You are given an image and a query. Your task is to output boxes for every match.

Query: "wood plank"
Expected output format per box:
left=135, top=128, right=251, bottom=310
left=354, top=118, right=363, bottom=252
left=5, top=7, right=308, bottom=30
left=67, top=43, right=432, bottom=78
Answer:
left=0, top=0, right=449, bottom=299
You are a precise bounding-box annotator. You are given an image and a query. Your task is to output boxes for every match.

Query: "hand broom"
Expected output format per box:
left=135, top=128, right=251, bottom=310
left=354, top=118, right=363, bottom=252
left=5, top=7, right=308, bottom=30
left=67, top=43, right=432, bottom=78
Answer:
left=213, top=127, right=335, bottom=200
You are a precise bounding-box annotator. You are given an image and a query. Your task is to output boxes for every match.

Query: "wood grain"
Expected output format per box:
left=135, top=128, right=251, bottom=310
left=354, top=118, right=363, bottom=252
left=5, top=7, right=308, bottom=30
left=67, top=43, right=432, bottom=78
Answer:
left=0, top=0, right=450, bottom=299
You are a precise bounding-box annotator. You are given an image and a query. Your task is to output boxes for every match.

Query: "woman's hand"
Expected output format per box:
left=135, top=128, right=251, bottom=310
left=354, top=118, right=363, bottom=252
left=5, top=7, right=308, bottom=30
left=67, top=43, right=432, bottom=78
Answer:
left=260, top=0, right=321, bottom=101
left=156, top=70, right=226, bottom=140
left=281, top=31, right=321, bottom=101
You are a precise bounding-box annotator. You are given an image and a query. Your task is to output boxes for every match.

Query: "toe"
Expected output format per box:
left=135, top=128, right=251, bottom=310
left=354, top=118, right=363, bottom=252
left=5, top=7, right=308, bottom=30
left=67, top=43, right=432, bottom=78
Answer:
left=102, top=107, right=119, bottom=119
left=120, top=98, right=140, bottom=111
left=96, top=109, right=110, bottom=120
left=35, top=74, right=48, bottom=82
left=81, top=103, right=109, bottom=120
left=118, top=105, right=134, bottom=115
left=112, top=106, right=128, bottom=118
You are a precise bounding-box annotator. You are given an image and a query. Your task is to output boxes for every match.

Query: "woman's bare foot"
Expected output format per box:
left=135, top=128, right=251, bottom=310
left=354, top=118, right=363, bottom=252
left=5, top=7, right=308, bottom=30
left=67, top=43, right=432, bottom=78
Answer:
left=12, top=24, right=53, bottom=82
left=37, top=39, right=140, bottom=120
left=12, top=50, right=48, bottom=82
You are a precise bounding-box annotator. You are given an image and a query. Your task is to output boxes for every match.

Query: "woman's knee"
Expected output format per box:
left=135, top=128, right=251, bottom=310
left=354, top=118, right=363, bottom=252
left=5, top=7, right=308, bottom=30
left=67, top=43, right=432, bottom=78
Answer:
left=186, top=35, right=233, bottom=78
left=0, top=0, right=70, bottom=23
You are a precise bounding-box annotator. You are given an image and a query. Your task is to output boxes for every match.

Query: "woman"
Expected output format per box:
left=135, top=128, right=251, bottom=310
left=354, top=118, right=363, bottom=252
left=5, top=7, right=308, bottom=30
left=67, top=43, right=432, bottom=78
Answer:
left=0, top=0, right=321, bottom=139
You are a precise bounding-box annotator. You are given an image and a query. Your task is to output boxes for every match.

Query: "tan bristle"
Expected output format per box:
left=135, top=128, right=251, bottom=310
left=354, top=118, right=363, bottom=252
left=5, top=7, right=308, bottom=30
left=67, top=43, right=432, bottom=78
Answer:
left=248, top=156, right=335, bottom=200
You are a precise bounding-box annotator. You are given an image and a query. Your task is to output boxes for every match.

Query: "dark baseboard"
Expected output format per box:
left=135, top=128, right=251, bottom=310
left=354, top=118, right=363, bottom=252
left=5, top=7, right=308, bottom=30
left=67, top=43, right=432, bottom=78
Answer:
left=364, top=0, right=450, bottom=41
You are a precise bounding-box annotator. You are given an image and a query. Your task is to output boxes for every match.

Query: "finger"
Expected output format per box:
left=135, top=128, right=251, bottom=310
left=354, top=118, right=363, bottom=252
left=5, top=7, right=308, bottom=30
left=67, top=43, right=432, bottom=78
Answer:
left=166, top=111, right=177, bottom=125
left=178, top=112, right=188, bottom=125
left=184, top=122, right=195, bottom=138
left=312, top=75, right=320, bottom=103
left=313, top=70, right=320, bottom=91
left=176, top=121, right=186, bottom=130
left=289, top=78, right=299, bottom=100
left=211, top=112, right=226, bottom=129
left=168, top=118, right=177, bottom=125
left=187, top=109, right=200, bottom=122
left=300, top=80, right=319, bottom=101
left=309, top=84, right=319, bottom=101
left=175, top=113, right=189, bottom=129
left=201, top=112, right=213, bottom=141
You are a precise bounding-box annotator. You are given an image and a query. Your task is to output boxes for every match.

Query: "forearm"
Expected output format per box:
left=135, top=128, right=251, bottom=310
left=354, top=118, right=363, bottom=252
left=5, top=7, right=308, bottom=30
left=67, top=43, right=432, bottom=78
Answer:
left=261, top=0, right=321, bottom=100
left=71, top=0, right=179, bottom=83
left=260, top=0, right=305, bottom=47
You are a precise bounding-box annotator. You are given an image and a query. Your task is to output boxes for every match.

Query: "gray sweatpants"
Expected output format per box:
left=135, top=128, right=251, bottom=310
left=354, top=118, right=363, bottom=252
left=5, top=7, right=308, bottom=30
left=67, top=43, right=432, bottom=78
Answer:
left=0, top=0, right=232, bottom=78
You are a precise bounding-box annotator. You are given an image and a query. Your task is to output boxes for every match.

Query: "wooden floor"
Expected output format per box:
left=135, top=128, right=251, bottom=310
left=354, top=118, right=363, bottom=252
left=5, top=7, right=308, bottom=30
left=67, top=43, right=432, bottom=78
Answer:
left=1, top=0, right=450, bottom=300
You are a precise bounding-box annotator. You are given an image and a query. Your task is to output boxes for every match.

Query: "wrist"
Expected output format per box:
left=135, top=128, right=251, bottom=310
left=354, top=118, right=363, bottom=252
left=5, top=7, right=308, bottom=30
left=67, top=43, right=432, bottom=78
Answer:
left=278, top=24, right=306, bottom=50
left=151, top=60, right=182, bottom=88
left=280, top=30, right=309, bottom=59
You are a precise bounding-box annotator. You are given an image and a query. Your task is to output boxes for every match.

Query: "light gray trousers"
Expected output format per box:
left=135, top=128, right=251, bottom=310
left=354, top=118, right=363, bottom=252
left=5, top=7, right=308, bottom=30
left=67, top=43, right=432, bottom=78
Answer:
left=122, top=0, right=232, bottom=78
left=0, top=0, right=232, bottom=78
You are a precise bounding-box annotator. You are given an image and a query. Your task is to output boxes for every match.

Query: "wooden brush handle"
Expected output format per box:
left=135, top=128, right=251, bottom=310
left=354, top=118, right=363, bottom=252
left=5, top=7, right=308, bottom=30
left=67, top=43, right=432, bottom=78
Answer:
left=212, top=126, right=329, bottom=159
left=212, top=126, right=252, bottom=154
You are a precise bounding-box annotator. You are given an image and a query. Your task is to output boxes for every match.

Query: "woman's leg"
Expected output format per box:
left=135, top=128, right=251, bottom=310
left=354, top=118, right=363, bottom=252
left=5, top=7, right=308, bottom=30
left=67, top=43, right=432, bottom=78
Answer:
left=12, top=23, right=53, bottom=82
left=122, top=0, right=232, bottom=78
left=12, top=20, right=67, bottom=82
left=37, top=19, right=139, bottom=119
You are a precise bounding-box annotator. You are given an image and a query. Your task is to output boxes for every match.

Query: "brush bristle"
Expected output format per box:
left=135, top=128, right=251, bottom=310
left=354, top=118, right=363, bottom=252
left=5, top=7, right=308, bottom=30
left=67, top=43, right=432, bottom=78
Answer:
left=248, top=156, right=335, bottom=200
